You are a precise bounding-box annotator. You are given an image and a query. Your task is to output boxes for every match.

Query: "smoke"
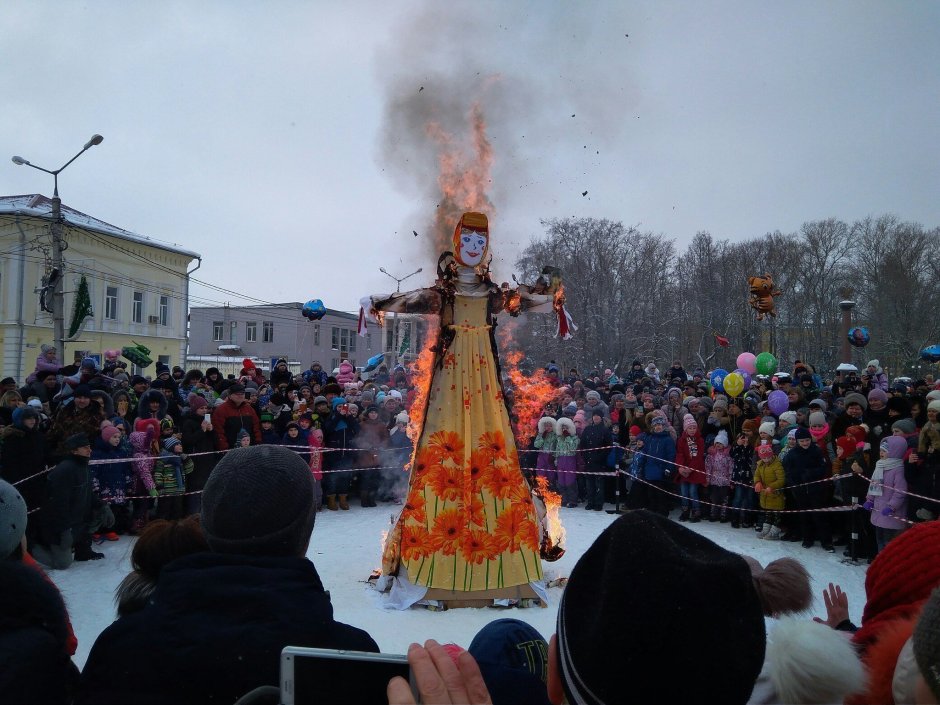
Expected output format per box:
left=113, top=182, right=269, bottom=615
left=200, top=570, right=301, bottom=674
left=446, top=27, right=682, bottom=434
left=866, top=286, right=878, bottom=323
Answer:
left=373, top=1, right=636, bottom=274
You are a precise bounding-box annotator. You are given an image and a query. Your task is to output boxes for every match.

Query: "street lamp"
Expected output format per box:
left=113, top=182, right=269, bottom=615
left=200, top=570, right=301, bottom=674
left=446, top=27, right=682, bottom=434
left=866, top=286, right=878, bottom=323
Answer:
left=379, top=266, right=423, bottom=366
left=11, top=134, right=103, bottom=358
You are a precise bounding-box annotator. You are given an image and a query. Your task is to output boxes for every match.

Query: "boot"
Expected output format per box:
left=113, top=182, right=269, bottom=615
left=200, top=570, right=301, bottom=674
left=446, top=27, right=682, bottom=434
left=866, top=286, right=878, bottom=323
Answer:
left=688, top=511, right=701, bottom=523
left=339, top=494, right=350, bottom=510
left=758, top=523, right=772, bottom=539
left=326, top=495, right=338, bottom=511
left=74, top=542, right=104, bottom=561
left=764, top=525, right=782, bottom=540
left=678, top=508, right=690, bottom=522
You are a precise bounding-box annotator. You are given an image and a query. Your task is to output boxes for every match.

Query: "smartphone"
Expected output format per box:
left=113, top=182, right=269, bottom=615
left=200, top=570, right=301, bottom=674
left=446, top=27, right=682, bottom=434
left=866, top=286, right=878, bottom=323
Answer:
left=280, top=646, right=416, bottom=705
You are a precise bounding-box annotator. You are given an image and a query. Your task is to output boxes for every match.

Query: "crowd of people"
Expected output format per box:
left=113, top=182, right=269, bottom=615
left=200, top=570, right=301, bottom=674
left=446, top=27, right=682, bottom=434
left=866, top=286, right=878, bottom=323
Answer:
left=2, top=345, right=940, bottom=703
left=530, top=357, right=940, bottom=563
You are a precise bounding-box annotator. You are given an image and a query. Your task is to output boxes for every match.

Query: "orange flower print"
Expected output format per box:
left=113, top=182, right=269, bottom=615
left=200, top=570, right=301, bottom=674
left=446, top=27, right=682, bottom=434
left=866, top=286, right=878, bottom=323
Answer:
left=482, top=464, right=516, bottom=500
left=493, top=504, right=531, bottom=554
left=508, top=481, right=535, bottom=513
left=429, top=508, right=465, bottom=556
left=427, top=430, right=465, bottom=466
left=401, top=524, right=433, bottom=562
left=467, top=449, right=493, bottom=491
left=519, top=509, right=540, bottom=552
left=411, top=448, right=439, bottom=480
left=402, top=490, right=427, bottom=525
left=461, top=493, right=486, bottom=527
left=461, top=528, right=499, bottom=565
left=477, top=431, right=508, bottom=464
left=427, top=464, right=462, bottom=503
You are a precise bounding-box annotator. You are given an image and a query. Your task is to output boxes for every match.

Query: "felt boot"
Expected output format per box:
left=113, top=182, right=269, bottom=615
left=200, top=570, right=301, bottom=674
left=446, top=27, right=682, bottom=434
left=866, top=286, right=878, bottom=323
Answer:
left=326, top=495, right=338, bottom=511
left=339, top=494, right=350, bottom=510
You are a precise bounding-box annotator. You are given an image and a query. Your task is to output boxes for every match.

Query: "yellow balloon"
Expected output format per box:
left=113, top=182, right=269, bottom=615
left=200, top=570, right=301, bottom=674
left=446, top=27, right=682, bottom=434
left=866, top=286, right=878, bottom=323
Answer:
left=723, top=372, right=744, bottom=398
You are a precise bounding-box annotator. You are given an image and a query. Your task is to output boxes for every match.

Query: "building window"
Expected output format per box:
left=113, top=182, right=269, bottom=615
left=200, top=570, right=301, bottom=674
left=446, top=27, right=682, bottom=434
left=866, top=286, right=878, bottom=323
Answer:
left=313, top=324, right=320, bottom=346
left=385, top=328, right=394, bottom=352
left=262, top=321, right=274, bottom=343
left=246, top=321, right=257, bottom=343
left=158, top=354, right=171, bottom=368
left=132, top=291, right=143, bottom=323
left=366, top=333, right=372, bottom=350
left=159, top=295, right=169, bottom=326
left=213, top=321, right=224, bottom=341
left=105, top=286, right=118, bottom=320
left=349, top=329, right=356, bottom=353
left=331, top=326, right=339, bottom=350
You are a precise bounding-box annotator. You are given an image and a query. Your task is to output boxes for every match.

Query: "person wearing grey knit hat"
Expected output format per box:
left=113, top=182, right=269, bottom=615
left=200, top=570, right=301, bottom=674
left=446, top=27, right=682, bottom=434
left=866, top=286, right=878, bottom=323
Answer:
left=844, top=392, right=868, bottom=411
left=808, top=398, right=827, bottom=412
left=0, top=479, right=28, bottom=559
left=891, top=418, right=917, bottom=436
left=79, top=443, right=381, bottom=704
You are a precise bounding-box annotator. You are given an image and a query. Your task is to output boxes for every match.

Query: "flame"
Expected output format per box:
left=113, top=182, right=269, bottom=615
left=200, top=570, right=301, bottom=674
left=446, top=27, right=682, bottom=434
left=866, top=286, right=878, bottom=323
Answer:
left=425, top=103, right=494, bottom=253
left=405, top=320, right=440, bottom=451
left=535, top=475, right=567, bottom=561
left=553, top=285, right=566, bottom=310
left=501, top=347, right=559, bottom=449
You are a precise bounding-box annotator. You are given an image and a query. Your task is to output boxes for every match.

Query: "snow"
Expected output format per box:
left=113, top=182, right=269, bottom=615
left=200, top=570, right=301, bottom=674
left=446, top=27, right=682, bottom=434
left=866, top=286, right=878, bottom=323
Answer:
left=51, top=505, right=868, bottom=669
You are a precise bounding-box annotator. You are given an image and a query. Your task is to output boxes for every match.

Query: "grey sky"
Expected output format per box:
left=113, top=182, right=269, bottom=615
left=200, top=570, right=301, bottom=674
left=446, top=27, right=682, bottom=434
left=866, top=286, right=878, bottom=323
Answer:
left=3, top=1, right=938, bottom=314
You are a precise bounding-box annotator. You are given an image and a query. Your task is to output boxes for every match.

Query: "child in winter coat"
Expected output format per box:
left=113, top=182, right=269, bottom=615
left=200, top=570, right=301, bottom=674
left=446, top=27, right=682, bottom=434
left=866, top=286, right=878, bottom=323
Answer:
left=308, top=427, right=325, bottom=511
left=705, top=430, right=733, bottom=521
left=533, top=417, right=557, bottom=490
left=674, top=414, right=706, bottom=522
left=863, top=435, right=909, bottom=554
left=753, top=442, right=786, bottom=539
left=636, top=415, right=677, bottom=517
left=730, top=432, right=756, bottom=528
left=91, top=425, right=133, bottom=538
left=554, top=417, right=580, bottom=508
left=129, top=428, right=158, bottom=533
left=236, top=428, right=251, bottom=448
left=153, top=437, right=193, bottom=521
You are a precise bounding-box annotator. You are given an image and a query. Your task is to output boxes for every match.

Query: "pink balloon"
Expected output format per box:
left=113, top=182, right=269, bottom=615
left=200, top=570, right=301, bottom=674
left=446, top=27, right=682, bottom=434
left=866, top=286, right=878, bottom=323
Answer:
left=736, top=352, right=757, bottom=375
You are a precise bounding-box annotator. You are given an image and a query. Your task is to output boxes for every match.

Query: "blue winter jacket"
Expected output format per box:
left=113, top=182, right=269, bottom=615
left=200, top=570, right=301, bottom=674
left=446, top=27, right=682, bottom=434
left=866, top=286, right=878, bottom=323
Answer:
left=638, top=430, right=677, bottom=482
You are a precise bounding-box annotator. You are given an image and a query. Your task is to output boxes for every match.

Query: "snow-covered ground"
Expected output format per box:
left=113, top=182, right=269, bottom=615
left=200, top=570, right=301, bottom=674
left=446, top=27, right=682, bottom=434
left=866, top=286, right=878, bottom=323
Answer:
left=52, top=505, right=868, bottom=669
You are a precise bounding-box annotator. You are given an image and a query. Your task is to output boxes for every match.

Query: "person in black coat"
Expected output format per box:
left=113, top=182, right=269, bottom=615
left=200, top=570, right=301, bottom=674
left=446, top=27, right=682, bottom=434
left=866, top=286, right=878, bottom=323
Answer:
left=580, top=411, right=613, bottom=511
left=322, top=399, right=360, bottom=510
left=30, top=433, right=113, bottom=569
left=0, top=407, right=49, bottom=518
left=179, top=395, right=219, bottom=516
left=782, top=427, right=833, bottom=551
left=77, top=445, right=379, bottom=705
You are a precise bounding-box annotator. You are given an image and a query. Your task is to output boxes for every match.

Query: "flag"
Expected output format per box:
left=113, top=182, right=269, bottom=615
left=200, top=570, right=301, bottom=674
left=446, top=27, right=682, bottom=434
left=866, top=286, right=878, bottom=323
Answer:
left=67, top=275, right=93, bottom=340
left=714, top=332, right=731, bottom=348
left=398, top=327, right=411, bottom=357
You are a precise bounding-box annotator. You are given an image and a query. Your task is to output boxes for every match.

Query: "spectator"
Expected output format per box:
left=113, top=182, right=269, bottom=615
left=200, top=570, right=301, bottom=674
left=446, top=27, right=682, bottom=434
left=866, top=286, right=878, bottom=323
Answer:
left=211, top=383, right=262, bottom=449
left=78, top=444, right=379, bottom=704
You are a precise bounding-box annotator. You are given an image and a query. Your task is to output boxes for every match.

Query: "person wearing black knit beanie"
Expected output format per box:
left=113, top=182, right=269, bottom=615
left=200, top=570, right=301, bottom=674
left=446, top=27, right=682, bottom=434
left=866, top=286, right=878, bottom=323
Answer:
left=546, top=510, right=766, bottom=705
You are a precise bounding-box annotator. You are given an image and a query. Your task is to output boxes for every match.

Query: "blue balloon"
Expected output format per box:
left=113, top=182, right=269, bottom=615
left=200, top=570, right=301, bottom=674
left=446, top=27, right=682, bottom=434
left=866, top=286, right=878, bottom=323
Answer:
left=710, top=368, right=728, bottom=393
left=848, top=327, right=871, bottom=348
left=920, top=344, right=940, bottom=363
left=363, top=352, right=385, bottom=372
left=301, top=299, right=326, bottom=321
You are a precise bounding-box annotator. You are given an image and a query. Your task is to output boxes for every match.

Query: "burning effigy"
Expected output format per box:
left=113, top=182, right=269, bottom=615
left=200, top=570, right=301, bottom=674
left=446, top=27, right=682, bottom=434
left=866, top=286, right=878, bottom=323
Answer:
left=361, top=211, right=573, bottom=609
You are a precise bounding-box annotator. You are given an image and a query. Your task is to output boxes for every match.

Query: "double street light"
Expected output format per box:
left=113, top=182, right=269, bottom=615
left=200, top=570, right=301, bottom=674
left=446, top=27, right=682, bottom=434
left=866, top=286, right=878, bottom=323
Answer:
left=11, top=134, right=104, bottom=357
left=379, top=266, right=423, bottom=366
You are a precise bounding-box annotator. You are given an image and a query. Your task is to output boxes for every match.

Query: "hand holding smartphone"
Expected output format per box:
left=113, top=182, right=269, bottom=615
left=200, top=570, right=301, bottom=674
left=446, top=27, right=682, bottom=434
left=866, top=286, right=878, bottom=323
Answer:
left=281, top=647, right=417, bottom=705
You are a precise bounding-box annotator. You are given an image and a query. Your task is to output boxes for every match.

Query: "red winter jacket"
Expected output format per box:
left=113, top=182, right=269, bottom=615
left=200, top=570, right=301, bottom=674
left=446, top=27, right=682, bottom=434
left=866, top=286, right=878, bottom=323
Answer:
left=675, top=431, right=707, bottom=485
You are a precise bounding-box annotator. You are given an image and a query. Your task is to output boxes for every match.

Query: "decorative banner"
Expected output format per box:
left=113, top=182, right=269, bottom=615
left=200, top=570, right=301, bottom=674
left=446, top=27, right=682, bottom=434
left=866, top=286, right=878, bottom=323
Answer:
left=66, top=275, right=93, bottom=340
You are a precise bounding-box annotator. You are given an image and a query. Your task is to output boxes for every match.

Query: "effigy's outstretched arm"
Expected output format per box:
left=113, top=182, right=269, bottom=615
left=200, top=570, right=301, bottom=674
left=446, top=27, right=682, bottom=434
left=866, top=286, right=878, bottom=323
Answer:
left=501, top=266, right=577, bottom=339
left=358, top=288, right=443, bottom=335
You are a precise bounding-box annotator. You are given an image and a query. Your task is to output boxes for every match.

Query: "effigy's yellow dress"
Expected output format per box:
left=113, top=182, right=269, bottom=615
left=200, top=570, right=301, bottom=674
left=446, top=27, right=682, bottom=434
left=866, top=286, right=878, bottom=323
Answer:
left=369, top=265, right=548, bottom=606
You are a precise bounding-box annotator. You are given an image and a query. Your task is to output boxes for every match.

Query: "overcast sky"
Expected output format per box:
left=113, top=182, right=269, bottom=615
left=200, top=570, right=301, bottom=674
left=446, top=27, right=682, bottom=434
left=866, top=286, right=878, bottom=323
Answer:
left=3, top=1, right=939, bottom=314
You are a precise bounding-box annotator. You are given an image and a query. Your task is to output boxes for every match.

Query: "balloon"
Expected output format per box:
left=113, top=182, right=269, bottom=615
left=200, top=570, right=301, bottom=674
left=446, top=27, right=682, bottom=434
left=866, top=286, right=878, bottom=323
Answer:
left=920, top=345, right=940, bottom=363
left=363, top=352, right=385, bottom=372
left=767, top=390, right=789, bottom=416
left=755, top=352, right=778, bottom=376
left=301, top=299, right=326, bottom=321
left=103, top=348, right=121, bottom=361
left=736, top=352, right=757, bottom=375
left=723, top=372, right=744, bottom=397
left=848, top=327, right=871, bottom=348
left=710, top=368, right=728, bottom=393
left=733, top=368, right=752, bottom=389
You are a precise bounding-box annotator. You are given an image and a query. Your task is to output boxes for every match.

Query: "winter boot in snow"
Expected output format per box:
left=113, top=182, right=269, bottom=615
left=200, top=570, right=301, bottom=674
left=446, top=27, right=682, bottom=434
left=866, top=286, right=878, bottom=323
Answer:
left=757, top=523, right=772, bottom=539
left=679, top=508, right=690, bottom=522
left=338, top=494, right=350, bottom=510
left=689, top=510, right=701, bottom=523
left=326, top=495, right=338, bottom=511
left=764, top=525, right=782, bottom=540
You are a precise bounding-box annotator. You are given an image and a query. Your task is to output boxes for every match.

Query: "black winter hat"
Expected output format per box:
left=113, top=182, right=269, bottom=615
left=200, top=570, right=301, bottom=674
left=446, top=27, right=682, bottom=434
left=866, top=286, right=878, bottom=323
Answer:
left=556, top=510, right=765, bottom=705
left=201, top=445, right=315, bottom=557
left=64, top=433, right=91, bottom=450
left=131, top=375, right=148, bottom=386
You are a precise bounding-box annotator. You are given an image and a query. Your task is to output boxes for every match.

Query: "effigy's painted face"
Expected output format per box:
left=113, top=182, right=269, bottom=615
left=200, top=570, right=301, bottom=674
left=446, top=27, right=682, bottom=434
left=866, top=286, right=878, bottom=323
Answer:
left=457, top=228, right=488, bottom=266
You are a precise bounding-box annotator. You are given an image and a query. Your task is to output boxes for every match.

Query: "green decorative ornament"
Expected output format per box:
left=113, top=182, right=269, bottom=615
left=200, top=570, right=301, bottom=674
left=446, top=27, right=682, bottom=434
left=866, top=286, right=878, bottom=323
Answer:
left=755, top=352, right=777, bottom=376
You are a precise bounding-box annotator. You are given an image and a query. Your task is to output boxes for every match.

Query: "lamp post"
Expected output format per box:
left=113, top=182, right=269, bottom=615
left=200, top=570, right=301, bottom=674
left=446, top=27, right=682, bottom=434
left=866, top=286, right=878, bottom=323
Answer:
left=379, top=266, right=422, bottom=366
left=12, top=134, right=104, bottom=359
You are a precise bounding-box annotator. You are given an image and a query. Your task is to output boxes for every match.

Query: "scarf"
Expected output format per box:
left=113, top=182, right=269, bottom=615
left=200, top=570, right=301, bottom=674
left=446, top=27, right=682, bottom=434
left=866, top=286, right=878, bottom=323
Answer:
left=809, top=423, right=830, bottom=441
left=868, top=457, right=903, bottom=496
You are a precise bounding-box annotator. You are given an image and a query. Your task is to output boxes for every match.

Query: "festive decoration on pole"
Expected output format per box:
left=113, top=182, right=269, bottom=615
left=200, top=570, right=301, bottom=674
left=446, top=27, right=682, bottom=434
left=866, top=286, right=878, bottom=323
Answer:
left=66, top=275, right=94, bottom=340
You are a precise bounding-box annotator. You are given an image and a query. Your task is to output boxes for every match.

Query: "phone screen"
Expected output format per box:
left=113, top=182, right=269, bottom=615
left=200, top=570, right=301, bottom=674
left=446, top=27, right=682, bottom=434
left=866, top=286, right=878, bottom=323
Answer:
left=282, top=648, right=412, bottom=705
